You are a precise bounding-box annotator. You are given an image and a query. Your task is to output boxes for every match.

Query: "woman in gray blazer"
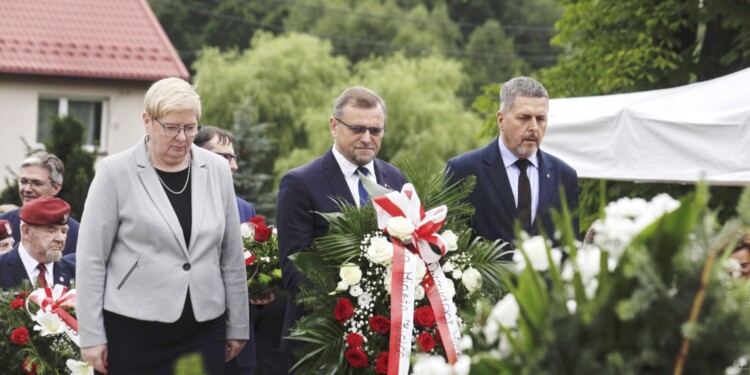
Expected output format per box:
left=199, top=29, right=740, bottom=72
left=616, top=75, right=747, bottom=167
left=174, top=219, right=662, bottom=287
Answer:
left=76, top=78, right=249, bottom=374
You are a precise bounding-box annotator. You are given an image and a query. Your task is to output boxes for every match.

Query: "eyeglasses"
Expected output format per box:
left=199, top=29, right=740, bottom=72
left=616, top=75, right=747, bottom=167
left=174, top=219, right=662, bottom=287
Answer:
left=214, top=152, right=236, bottom=163
left=154, top=118, right=201, bottom=137
left=334, top=117, right=387, bottom=137
left=19, top=178, right=52, bottom=188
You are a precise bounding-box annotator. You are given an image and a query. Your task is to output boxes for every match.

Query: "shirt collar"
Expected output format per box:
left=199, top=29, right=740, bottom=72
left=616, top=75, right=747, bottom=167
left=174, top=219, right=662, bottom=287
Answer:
left=331, top=146, right=375, bottom=177
left=498, top=137, right=538, bottom=169
left=18, top=242, right=51, bottom=277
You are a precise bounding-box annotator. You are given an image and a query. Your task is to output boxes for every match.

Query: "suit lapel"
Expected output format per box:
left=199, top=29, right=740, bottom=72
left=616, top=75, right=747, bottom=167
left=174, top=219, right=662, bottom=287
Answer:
left=536, top=150, right=556, bottom=223
left=189, top=146, right=208, bottom=252
left=7, top=247, right=30, bottom=286
left=52, top=261, right=71, bottom=286
left=482, top=140, right=517, bottom=218
left=135, top=139, right=189, bottom=257
left=322, top=149, right=356, bottom=205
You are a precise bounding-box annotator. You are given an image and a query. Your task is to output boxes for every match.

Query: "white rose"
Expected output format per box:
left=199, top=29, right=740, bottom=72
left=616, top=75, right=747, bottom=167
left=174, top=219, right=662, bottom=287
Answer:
left=513, top=236, right=561, bottom=271
left=461, top=267, right=482, bottom=293
left=366, top=236, right=394, bottom=265
left=490, top=294, right=519, bottom=329
left=441, top=230, right=459, bottom=251
left=416, top=259, right=427, bottom=280
left=349, top=284, right=363, bottom=297
left=452, top=269, right=463, bottom=280
left=415, top=285, right=425, bottom=300
left=336, top=281, right=348, bottom=291
left=442, top=261, right=454, bottom=273
left=387, top=217, right=415, bottom=242
left=358, top=292, right=372, bottom=306
left=442, top=278, right=456, bottom=299
left=339, top=264, right=362, bottom=286
left=240, top=222, right=255, bottom=240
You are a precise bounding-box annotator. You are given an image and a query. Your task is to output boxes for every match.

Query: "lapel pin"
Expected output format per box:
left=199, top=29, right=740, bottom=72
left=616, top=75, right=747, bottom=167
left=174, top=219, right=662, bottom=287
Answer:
left=59, top=276, right=64, bottom=282
left=546, top=173, right=551, bottom=179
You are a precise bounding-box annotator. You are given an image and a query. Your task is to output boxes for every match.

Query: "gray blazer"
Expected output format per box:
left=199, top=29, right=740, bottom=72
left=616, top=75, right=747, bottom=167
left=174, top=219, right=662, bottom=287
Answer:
left=75, top=138, right=249, bottom=347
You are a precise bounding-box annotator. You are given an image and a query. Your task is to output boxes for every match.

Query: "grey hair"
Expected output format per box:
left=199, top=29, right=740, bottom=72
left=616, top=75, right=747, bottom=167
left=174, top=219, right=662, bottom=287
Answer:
left=499, top=76, right=549, bottom=113
left=332, top=86, right=388, bottom=126
left=21, top=151, right=65, bottom=185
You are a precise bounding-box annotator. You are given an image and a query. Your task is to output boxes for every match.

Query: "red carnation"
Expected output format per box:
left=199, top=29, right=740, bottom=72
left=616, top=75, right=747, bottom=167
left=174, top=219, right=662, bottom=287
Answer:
left=254, top=224, right=271, bottom=242
left=345, top=347, right=369, bottom=368
left=334, top=298, right=355, bottom=323
left=22, top=357, right=38, bottom=375
left=249, top=216, right=266, bottom=226
left=375, top=352, right=389, bottom=374
left=416, top=332, right=436, bottom=352
left=10, top=297, right=24, bottom=310
left=369, top=315, right=390, bottom=334
left=414, top=306, right=436, bottom=328
left=11, top=327, right=29, bottom=345
left=346, top=332, right=364, bottom=348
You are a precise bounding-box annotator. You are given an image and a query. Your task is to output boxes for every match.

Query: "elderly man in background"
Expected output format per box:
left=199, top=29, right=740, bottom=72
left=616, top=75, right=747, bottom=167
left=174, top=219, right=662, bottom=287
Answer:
left=0, top=219, right=15, bottom=254
left=0, top=152, right=79, bottom=255
left=0, top=197, right=75, bottom=289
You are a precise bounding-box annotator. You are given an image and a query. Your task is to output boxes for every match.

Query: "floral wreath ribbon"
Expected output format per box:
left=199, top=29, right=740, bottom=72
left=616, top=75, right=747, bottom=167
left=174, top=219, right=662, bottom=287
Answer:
left=25, top=285, right=79, bottom=336
left=372, top=183, right=462, bottom=375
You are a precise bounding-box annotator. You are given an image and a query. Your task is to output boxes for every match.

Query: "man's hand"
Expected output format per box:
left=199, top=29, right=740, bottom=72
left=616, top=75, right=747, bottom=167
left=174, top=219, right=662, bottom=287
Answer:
left=249, top=291, right=276, bottom=305
left=225, top=339, right=246, bottom=362
left=81, top=344, right=108, bottom=374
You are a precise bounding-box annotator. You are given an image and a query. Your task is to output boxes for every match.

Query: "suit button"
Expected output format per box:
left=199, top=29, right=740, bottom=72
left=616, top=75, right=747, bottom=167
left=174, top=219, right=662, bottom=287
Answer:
left=183, top=263, right=191, bottom=271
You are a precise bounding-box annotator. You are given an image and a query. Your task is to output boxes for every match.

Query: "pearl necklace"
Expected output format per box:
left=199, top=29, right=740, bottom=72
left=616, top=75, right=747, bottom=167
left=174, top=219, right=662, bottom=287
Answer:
left=148, top=144, right=191, bottom=195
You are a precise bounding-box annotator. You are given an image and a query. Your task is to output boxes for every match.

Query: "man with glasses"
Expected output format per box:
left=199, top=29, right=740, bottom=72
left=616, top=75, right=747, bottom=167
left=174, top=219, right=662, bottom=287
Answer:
left=0, top=151, right=79, bottom=255
left=276, top=86, right=407, bottom=369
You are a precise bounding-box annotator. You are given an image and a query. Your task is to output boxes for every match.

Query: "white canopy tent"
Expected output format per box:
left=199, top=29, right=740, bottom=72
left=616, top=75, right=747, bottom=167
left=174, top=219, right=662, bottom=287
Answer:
left=544, top=68, right=750, bottom=185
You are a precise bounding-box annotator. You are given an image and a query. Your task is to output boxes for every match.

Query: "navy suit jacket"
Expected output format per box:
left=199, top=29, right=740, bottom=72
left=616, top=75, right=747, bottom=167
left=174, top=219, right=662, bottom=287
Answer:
left=0, top=208, right=79, bottom=255
left=276, top=149, right=407, bottom=352
left=0, top=245, right=76, bottom=290
left=445, top=138, right=579, bottom=247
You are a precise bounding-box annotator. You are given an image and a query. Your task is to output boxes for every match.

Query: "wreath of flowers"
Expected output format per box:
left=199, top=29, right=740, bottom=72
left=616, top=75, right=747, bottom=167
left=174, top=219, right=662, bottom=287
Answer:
left=288, top=168, right=513, bottom=374
left=241, top=216, right=284, bottom=299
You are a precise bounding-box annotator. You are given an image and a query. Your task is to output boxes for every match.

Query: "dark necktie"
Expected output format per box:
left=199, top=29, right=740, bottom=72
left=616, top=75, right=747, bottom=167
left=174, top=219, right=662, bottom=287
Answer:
left=515, top=159, right=532, bottom=233
left=357, top=167, right=370, bottom=207
left=37, top=263, right=48, bottom=289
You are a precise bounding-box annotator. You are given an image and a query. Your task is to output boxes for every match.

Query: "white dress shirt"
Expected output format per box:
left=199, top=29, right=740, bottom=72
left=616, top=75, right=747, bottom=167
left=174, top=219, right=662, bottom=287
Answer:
left=498, top=138, right=539, bottom=224
left=332, top=147, right=377, bottom=207
left=18, top=242, right=53, bottom=287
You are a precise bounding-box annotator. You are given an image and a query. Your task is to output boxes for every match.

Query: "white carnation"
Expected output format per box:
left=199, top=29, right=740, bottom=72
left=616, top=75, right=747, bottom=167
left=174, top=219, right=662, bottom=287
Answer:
left=442, top=261, right=455, bottom=273
left=461, top=267, right=482, bottom=293
left=365, top=236, right=394, bottom=265
left=240, top=222, right=255, bottom=241
left=339, top=264, right=362, bottom=286
left=412, top=355, right=453, bottom=375
left=441, top=278, right=456, bottom=299
left=387, top=217, right=415, bottom=242
left=441, top=230, right=459, bottom=251
left=452, top=269, right=463, bottom=280
left=416, top=259, right=427, bottom=280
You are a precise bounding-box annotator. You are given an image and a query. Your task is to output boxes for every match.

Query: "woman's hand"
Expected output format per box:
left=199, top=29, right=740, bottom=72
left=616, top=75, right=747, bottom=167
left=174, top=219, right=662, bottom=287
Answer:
left=249, top=291, right=276, bottom=305
left=225, top=339, right=246, bottom=362
left=81, top=344, right=108, bottom=373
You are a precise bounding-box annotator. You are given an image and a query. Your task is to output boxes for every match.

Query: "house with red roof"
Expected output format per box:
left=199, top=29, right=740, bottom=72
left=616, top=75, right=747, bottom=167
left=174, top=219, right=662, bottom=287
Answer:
left=0, top=0, right=188, bottom=186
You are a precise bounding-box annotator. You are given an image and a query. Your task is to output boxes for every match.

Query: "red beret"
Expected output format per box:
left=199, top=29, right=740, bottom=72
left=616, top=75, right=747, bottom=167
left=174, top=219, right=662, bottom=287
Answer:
left=0, top=219, right=11, bottom=240
left=20, top=197, right=71, bottom=226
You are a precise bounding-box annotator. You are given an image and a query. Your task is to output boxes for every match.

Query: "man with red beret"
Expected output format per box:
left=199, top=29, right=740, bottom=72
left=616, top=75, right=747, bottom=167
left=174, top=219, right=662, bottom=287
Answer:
left=0, top=219, right=13, bottom=254
left=0, top=197, right=76, bottom=290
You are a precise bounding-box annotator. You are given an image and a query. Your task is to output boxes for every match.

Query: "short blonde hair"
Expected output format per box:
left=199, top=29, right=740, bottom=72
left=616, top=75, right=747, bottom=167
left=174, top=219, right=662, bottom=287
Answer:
left=144, top=77, right=201, bottom=120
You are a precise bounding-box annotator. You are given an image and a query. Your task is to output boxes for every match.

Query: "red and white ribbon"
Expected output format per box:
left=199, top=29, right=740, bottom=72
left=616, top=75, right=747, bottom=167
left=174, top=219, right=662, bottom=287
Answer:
left=372, top=183, right=461, bottom=374
left=26, top=285, right=78, bottom=335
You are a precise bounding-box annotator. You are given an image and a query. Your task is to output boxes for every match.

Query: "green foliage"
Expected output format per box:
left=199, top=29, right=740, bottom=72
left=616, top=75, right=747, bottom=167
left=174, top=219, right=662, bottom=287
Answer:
left=174, top=353, right=207, bottom=375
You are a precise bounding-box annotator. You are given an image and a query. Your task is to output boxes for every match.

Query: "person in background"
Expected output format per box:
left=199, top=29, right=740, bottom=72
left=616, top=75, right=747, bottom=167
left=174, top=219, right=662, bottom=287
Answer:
left=276, top=86, right=407, bottom=369
left=0, top=219, right=14, bottom=254
left=0, top=197, right=75, bottom=289
left=0, top=203, right=19, bottom=214
left=445, top=76, right=579, bottom=248
left=730, top=232, right=750, bottom=279
left=76, top=77, right=249, bottom=374
left=0, top=152, right=79, bottom=255
left=195, top=125, right=288, bottom=375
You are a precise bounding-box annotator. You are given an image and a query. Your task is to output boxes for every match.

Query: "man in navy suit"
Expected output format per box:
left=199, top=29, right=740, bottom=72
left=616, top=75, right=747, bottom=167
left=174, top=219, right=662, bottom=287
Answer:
left=0, top=151, right=79, bottom=255
left=277, top=86, right=407, bottom=369
left=446, top=77, right=578, bottom=248
left=0, top=196, right=76, bottom=290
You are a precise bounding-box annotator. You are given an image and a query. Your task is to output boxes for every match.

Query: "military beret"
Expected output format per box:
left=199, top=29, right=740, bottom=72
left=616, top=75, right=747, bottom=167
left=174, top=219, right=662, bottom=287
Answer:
left=19, top=197, right=71, bottom=226
left=0, top=219, right=11, bottom=240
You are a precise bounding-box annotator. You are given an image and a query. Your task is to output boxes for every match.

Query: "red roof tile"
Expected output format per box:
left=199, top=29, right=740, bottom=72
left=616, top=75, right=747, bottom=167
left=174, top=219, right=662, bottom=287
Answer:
left=0, top=0, right=189, bottom=81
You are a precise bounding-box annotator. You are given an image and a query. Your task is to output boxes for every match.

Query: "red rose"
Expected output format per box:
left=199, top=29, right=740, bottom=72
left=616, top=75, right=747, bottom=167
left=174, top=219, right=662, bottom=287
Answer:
left=369, top=315, right=390, bottom=334
left=11, top=327, right=29, bottom=345
left=375, top=352, right=389, bottom=374
left=249, top=216, right=266, bottom=226
left=334, top=298, right=355, bottom=323
left=346, top=332, right=364, bottom=348
left=416, top=332, right=436, bottom=352
left=254, top=224, right=271, bottom=242
left=22, top=357, right=38, bottom=375
left=345, top=347, right=369, bottom=368
left=10, top=297, right=24, bottom=310
left=414, top=306, right=436, bottom=328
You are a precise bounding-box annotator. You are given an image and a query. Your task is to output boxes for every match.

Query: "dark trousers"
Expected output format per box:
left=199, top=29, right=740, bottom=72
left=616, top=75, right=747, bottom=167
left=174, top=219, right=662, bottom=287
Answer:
left=100, top=293, right=226, bottom=375
left=253, top=295, right=288, bottom=375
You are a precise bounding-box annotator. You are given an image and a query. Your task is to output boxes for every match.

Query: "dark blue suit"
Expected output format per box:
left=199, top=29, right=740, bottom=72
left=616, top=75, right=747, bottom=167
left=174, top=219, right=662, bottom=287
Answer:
left=276, top=149, right=407, bottom=362
left=445, top=138, right=579, bottom=247
left=0, top=245, right=76, bottom=290
left=0, top=208, right=79, bottom=255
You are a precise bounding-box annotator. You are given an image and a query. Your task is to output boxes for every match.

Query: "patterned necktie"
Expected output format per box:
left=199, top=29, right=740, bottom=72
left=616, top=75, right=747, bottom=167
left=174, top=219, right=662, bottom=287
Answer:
left=37, top=263, right=48, bottom=289
left=515, top=159, right=532, bottom=233
left=357, top=167, right=370, bottom=207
